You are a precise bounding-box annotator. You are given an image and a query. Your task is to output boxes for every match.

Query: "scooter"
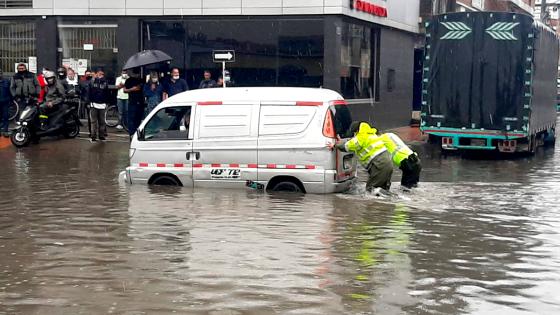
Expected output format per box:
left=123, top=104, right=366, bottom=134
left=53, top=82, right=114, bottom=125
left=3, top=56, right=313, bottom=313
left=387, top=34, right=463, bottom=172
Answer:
left=11, top=99, right=81, bottom=148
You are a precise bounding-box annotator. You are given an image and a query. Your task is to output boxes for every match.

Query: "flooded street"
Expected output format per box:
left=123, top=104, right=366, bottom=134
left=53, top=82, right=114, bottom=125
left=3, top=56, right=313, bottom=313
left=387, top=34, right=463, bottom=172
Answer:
left=1, top=130, right=560, bottom=314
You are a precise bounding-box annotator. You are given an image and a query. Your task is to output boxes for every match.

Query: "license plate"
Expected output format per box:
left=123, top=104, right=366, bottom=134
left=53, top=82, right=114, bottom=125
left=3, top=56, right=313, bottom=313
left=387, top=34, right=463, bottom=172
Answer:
left=210, top=168, right=241, bottom=179
left=471, top=139, right=486, bottom=146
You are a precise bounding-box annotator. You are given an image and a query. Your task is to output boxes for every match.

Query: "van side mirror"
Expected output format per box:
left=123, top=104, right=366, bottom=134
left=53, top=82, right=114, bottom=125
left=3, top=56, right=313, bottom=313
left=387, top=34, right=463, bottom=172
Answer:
left=137, top=128, right=145, bottom=141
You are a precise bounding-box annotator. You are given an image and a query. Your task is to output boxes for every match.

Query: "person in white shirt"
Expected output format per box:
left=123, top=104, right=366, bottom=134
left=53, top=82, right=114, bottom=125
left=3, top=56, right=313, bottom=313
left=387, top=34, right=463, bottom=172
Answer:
left=115, top=69, right=129, bottom=130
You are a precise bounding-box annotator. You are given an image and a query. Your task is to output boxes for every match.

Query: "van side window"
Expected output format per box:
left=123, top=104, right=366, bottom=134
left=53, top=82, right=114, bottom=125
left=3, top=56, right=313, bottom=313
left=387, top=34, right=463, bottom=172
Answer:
left=143, top=106, right=192, bottom=141
left=259, top=106, right=317, bottom=136
left=198, top=105, right=252, bottom=138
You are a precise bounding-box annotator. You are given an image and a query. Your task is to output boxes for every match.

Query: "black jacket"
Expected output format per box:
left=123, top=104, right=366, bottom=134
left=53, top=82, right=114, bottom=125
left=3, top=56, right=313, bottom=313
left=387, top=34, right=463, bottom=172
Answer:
left=199, top=79, right=217, bottom=89
left=10, top=71, right=40, bottom=98
left=87, top=77, right=111, bottom=104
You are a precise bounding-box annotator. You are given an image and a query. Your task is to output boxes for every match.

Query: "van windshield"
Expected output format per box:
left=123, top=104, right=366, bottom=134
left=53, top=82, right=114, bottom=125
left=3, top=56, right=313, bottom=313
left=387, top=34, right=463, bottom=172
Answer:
left=330, top=105, right=353, bottom=138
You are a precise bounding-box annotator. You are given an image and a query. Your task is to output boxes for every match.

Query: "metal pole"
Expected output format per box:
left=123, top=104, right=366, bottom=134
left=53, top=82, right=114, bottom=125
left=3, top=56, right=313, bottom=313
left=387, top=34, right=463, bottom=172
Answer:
left=542, top=0, right=548, bottom=23
left=222, top=61, right=226, bottom=88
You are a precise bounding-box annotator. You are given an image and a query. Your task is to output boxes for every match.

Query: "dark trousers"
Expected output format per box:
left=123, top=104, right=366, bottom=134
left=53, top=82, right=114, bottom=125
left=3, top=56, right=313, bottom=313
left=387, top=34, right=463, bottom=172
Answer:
left=0, top=101, right=9, bottom=132
left=366, top=150, right=393, bottom=192
left=400, top=154, right=422, bottom=188
left=128, top=103, right=144, bottom=136
left=90, top=107, right=107, bottom=139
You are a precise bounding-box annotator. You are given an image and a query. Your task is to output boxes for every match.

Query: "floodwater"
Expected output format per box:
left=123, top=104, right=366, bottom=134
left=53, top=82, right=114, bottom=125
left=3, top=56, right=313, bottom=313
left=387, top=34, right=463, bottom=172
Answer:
left=0, top=130, right=560, bottom=314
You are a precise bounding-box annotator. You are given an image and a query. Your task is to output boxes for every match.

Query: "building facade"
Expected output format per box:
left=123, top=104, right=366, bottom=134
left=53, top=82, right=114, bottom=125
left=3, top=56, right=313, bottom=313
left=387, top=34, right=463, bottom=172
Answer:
left=535, top=0, right=560, bottom=36
left=0, top=0, right=421, bottom=130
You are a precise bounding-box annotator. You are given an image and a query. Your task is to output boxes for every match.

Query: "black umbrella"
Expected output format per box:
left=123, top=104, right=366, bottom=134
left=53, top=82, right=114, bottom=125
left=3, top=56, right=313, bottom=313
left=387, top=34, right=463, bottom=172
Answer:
left=122, top=50, right=172, bottom=70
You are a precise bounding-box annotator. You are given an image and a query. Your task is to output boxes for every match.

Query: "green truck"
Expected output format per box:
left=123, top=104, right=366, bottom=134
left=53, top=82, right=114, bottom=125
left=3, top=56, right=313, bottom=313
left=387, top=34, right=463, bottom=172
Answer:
left=421, top=12, right=559, bottom=153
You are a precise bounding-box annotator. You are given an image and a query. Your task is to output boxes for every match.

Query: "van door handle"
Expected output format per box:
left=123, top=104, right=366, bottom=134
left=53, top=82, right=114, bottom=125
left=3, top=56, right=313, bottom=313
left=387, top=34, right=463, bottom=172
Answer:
left=186, top=152, right=201, bottom=161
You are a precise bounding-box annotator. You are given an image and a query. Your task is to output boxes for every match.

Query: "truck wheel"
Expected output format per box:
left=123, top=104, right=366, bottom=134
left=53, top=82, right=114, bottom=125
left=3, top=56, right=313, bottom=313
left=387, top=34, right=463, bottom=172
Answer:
left=529, top=135, right=537, bottom=154
left=544, top=129, right=556, bottom=146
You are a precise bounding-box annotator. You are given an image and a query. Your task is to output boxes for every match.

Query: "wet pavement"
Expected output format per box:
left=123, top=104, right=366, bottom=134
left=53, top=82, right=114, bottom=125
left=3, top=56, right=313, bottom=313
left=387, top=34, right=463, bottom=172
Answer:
left=1, top=122, right=560, bottom=315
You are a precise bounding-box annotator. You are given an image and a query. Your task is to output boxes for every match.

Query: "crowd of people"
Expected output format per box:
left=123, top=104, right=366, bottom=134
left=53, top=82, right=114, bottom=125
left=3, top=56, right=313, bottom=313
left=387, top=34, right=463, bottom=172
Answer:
left=0, top=63, right=225, bottom=141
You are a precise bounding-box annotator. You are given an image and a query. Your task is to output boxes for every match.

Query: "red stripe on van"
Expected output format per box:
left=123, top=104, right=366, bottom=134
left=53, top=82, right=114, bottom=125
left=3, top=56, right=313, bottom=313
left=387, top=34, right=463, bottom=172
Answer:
left=193, top=164, right=203, bottom=168
left=248, top=164, right=258, bottom=168
left=296, top=101, right=323, bottom=106
left=139, top=163, right=149, bottom=167
left=229, top=163, right=239, bottom=167
left=198, top=101, right=222, bottom=105
left=305, top=165, right=316, bottom=169
left=174, top=163, right=184, bottom=168
left=211, top=163, right=221, bottom=168
left=330, top=100, right=347, bottom=106
left=267, top=164, right=277, bottom=169
left=286, top=165, right=296, bottom=169
left=156, top=163, right=166, bottom=168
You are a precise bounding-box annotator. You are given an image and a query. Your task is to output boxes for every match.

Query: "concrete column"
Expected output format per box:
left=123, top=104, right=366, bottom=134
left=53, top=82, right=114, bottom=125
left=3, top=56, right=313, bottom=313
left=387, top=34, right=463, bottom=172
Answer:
left=35, top=17, right=58, bottom=71
left=117, top=17, right=141, bottom=70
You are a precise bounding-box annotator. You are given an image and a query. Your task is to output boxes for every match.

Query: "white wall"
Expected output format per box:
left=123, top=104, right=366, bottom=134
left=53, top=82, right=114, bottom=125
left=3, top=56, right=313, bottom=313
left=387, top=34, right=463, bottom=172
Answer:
left=0, top=0, right=419, bottom=33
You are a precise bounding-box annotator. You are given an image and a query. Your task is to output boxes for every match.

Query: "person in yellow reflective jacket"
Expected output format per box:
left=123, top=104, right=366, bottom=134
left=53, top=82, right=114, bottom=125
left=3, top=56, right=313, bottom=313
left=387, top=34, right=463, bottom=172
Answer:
left=379, top=132, right=422, bottom=189
left=328, top=122, right=393, bottom=191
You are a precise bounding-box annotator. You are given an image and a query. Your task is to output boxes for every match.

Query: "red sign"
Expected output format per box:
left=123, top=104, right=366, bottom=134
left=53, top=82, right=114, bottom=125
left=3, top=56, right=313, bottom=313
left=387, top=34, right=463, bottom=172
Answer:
left=350, top=0, right=388, bottom=18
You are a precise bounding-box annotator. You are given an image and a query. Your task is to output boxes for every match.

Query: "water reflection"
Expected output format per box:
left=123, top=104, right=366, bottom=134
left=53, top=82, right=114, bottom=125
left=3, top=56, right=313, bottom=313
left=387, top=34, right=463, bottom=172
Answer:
left=0, top=133, right=559, bottom=314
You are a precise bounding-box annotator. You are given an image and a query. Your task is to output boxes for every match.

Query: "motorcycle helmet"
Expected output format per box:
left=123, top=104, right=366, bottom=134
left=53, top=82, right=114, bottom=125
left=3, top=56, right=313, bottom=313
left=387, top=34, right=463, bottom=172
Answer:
left=57, top=67, right=67, bottom=80
left=44, top=70, right=56, bottom=85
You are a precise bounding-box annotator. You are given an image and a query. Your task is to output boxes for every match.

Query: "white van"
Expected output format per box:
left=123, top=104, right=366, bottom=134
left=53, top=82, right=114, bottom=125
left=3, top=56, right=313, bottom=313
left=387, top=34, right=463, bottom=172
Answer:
left=119, top=87, right=356, bottom=194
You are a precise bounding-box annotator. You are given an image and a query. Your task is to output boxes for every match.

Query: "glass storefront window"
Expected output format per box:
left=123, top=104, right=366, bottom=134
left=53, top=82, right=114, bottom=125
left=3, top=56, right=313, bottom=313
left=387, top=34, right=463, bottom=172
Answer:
left=340, top=22, right=380, bottom=100
left=142, top=18, right=324, bottom=89
left=0, top=22, right=36, bottom=74
left=58, top=23, right=118, bottom=77
left=277, top=20, right=324, bottom=87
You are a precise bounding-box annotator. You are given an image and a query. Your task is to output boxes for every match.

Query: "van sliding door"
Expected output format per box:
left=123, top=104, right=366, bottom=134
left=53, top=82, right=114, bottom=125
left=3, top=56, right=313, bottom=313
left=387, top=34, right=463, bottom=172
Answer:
left=192, top=103, right=259, bottom=189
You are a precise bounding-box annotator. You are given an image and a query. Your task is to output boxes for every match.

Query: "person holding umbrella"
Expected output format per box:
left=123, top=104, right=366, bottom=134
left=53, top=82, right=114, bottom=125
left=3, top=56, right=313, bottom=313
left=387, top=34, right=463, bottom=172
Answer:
left=124, top=68, right=144, bottom=137
left=121, top=49, right=173, bottom=137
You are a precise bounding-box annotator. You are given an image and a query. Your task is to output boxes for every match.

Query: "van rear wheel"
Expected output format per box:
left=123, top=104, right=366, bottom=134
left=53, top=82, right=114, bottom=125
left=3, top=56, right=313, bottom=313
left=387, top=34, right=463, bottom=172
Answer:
left=271, top=181, right=303, bottom=193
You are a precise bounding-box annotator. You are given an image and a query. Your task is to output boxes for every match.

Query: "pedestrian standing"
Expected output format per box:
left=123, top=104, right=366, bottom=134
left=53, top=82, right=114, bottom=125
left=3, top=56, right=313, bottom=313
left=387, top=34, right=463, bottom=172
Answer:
left=143, top=71, right=163, bottom=116
left=115, top=69, right=129, bottom=130
left=87, top=69, right=110, bottom=142
left=64, top=68, right=81, bottom=100
left=329, top=122, right=393, bottom=192
left=124, top=68, right=145, bottom=136
left=80, top=70, right=94, bottom=137
left=163, top=67, right=188, bottom=100
left=0, top=70, right=12, bottom=137
left=10, top=63, right=41, bottom=105
left=216, top=77, right=224, bottom=88
left=198, top=70, right=216, bottom=89
left=57, top=67, right=68, bottom=91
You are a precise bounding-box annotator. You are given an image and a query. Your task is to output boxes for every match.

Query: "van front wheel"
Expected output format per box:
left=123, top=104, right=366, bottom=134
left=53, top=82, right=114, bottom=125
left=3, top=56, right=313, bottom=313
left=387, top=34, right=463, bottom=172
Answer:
left=150, top=174, right=182, bottom=186
left=271, top=181, right=303, bottom=193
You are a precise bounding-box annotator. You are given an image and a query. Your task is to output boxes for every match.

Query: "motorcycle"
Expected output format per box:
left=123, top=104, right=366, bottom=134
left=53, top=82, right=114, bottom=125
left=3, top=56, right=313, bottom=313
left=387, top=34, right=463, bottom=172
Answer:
left=11, top=98, right=81, bottom=148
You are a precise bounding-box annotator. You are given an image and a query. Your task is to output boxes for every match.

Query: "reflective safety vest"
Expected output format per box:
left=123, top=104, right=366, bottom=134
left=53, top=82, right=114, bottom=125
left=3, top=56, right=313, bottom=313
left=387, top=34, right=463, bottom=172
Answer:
left=379, top=133, right=414, bottom=167
left=344, top=123, right=387, bottom=168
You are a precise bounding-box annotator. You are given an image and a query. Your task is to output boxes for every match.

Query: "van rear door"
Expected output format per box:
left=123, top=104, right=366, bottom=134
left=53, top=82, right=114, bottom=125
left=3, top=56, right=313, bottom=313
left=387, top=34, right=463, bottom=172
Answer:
left=328, top=101, right=356, bottom=182
left=192, top=102, right=259, bottom=189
